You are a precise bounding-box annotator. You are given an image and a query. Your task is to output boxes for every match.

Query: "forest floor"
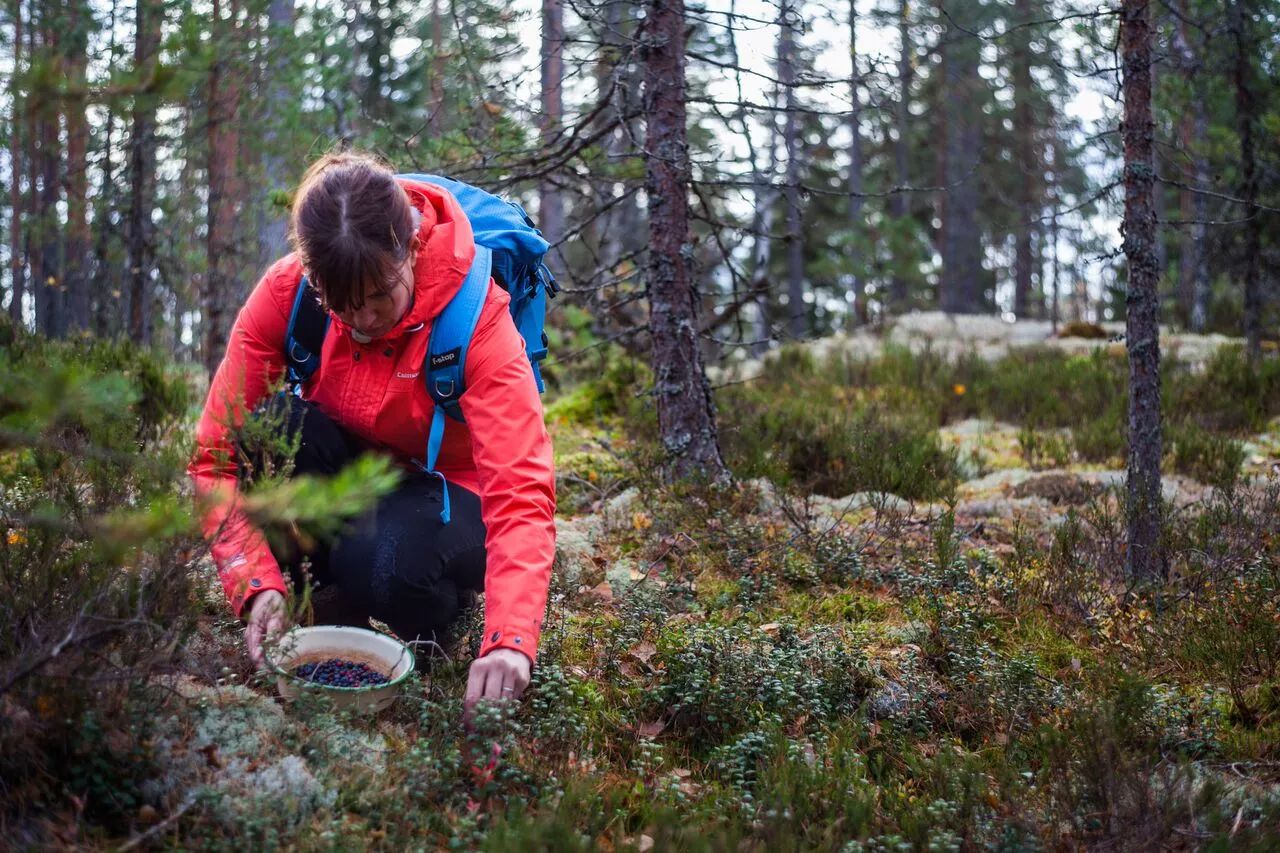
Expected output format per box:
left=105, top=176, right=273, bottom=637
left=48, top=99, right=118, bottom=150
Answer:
left=27, top=315, right=1280, bottom=850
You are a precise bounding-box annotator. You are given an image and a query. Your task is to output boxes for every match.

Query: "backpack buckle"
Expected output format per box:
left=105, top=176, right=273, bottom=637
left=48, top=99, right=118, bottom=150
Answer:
left=433, top=376, right=456, bottom=399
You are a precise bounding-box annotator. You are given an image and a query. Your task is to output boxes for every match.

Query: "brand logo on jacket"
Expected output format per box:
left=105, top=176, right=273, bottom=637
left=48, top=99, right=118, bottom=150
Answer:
left=396, top=371, right=420, bottom=379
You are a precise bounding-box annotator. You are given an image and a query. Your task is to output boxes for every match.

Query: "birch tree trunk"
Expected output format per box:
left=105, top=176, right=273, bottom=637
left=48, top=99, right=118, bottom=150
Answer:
left=1121, top=0, right=1164, bottom=580
left=642, top=0, right=730, bottom=483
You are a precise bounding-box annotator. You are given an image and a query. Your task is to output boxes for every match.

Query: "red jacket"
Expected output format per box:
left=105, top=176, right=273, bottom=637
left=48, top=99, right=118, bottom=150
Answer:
left=188, top=176, right=557, bottom=665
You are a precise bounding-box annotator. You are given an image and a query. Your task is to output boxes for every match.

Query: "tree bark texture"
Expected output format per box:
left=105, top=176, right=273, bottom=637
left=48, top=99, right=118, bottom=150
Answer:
left=1012, top=0, right=1036, bottom=318
left=64, top=0, right=91, bottom=333
left=938, top=2, right=983, bottom=315
left=34, top=4, right=63, bottom=338
left=846, top=0, right=865, bottom=329
left=1230, top=0, right=1263, bottom=360
left=779, top=0, right=806, bottom=339
left=205, top=0, right=245, bottom=376
left=1172, top=4, right=1209, bottom=332
left=641, top=0, right=730, bottom=483
left=890, top=0, right=911, bottom=311
left=540, top=0, right=566, bottom=271
left=92, top=0, right=120, bottom=337
left=128, top=0, right=160, bottom=344
left=7, top=0, right=25, bottom=325
left=1121, top=0, right=1164, bottom=580
left=257, top=0, right=295, bottom=272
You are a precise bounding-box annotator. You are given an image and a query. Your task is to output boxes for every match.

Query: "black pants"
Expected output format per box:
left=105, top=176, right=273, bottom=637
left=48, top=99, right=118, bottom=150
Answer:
left=242, top=392, right=487, bottom=649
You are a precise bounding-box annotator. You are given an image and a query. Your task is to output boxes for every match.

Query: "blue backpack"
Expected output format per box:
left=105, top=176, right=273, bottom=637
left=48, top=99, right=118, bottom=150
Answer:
left=282, top=172, right=558, bottom=523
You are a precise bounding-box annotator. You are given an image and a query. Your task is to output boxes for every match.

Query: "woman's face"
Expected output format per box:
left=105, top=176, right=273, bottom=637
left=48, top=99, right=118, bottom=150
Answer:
left=336, top=243, right=417, bottom=340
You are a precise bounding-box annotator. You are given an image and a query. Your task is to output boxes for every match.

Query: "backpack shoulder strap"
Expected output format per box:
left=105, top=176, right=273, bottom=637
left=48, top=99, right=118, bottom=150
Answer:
left=419, top=245, right=493, bottom=523
left=284, top=275, right=329, bottom=391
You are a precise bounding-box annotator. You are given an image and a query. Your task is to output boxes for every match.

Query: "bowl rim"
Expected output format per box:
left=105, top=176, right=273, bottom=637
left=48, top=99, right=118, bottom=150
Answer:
left=265, top=625, right=416, bottom=693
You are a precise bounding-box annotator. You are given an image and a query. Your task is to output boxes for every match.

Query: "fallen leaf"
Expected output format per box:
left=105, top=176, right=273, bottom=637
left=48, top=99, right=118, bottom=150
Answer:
left=638, top=834, right=655, bottom=852
left=636, top=719, right=666, bottom=738
left=630, top=641, right=657, bottom=664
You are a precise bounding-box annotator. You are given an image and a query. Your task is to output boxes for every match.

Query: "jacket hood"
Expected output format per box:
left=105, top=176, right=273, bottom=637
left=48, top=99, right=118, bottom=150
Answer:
left=328, top=175, right=476, bottom=342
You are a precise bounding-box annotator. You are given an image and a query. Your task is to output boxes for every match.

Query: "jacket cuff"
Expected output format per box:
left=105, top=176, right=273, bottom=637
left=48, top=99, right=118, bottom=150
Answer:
left=227, top=571, right=289, bottom=619
left=478, top=623, right=540, bottom=667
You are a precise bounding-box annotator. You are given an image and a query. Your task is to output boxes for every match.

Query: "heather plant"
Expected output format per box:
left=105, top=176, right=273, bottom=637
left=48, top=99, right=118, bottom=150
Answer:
left=653, top=620, right=876, bottom=747
left=1165, top=422, right=1247, bottom=488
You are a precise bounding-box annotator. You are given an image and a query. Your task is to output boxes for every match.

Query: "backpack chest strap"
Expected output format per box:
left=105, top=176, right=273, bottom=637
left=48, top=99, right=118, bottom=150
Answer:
left=420, top=245, right=493, bottom=523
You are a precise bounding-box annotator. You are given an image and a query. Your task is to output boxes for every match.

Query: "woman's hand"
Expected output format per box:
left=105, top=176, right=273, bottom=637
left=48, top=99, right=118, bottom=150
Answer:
left=245, top=589, right=287, bottom=669
left=463, top=648, right=531, bottom=729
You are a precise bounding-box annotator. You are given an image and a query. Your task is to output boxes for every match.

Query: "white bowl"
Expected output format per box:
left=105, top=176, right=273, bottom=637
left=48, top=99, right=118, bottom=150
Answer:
left=265, top=625, right=415, bottom=713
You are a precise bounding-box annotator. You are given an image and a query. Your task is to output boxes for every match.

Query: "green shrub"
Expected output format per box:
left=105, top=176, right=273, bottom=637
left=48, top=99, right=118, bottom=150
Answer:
left=717, top=377, right=959, bottom=500
left=1018, top=426, right=1072, bottom=469
left=0, top=321, right=400, bottom=841
left=654, top=620, right=875, bottom=746
left=1166, top=423, right=1246, bottom=488
left=1166, top=344, right=1280, bottom=434
left=1071, top=403, right=1127, bottom=464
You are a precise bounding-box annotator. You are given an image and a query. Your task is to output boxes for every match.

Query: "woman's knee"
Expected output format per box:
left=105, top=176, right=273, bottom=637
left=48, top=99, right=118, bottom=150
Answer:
left=326, top=477, right=487, bottom=634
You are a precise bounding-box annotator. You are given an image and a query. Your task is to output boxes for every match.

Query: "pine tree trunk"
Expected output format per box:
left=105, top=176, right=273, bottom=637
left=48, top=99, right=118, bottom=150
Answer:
left=1121, top=0, right=1164, bottom=581
left=1048, top=133, right=1060, bottom=333
left=1012, top=0, right=1035, bottom=319
left=89, top=0, right=119, bottom=336
left=779, top=0, right=805, bottom=339
left=205, top=0, right=245, bottom=376
left=64, top=0, right=91, bottom=334
left=1230, top=0, right=1262, bottom=361
left=24, top=8, right=41, bottom=331
left=591, top=0, right=627, bottom=297
left=1188, top=106, right=1210, bottom=332
left=128, top=0, right=160, bottom=344
left=1172, top=4, right=1209, bottom=332
left=540, top=0, right=566, bottom=273
left=7, top=0, right=25, bottom=326
left=889, top=0, right=911, bottom=312
left=846, top=0, right=865, bottom=330
left=427, top=0, right=445, bottom=134
left=642, top=0, right=730, bottom=484
left=257, top=0, right=294, bottom=271
left=35, top=5, right=63, bottom=338
left=938, top=1, right=983, bottom=315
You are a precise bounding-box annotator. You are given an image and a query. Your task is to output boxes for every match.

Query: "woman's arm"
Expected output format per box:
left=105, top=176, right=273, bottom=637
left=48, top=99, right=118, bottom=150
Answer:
left=457, top=283, right=557, bottom=669
left=188, top=259, right=296, bottom=619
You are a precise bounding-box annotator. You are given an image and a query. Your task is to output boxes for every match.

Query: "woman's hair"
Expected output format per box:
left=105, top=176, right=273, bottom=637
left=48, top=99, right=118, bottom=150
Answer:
left=288, top=149, right=416, bottom=314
